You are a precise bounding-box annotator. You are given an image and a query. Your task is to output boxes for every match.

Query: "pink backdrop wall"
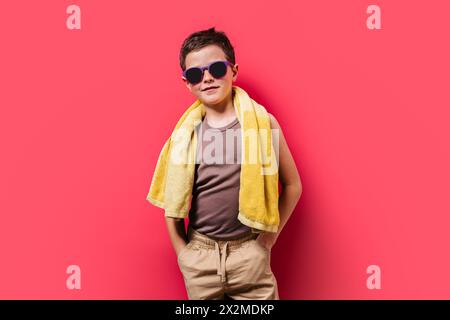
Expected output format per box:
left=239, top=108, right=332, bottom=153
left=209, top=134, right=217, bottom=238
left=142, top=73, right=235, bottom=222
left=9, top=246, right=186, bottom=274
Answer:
left=1, top=0, right=449, bottom=299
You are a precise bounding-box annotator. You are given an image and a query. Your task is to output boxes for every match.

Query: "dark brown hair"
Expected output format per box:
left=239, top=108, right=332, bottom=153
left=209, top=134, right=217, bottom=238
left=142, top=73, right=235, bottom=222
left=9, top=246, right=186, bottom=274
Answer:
left=179, top=27, right=236, bottom=71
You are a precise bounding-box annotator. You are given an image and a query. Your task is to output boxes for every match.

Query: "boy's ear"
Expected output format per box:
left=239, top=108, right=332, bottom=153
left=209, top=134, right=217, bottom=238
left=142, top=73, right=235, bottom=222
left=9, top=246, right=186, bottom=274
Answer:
left=232, top=64, right=239, bottom=81
left=181, top=76, right=193, bottom=93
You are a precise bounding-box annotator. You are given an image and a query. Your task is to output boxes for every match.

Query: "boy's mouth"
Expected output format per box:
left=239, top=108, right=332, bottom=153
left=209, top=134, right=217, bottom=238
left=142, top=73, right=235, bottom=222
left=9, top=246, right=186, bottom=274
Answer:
left=202, top=86, right=220, bottom=91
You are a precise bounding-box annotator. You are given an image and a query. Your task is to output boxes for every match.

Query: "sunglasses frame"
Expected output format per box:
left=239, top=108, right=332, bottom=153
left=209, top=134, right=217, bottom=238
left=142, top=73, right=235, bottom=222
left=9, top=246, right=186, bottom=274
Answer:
left=182, top=60, right=234, bottom=84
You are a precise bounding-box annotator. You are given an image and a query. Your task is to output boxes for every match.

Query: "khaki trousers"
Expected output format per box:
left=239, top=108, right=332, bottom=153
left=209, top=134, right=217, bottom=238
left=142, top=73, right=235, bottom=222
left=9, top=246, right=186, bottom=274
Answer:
left=177, top=225, right=279, bottom=300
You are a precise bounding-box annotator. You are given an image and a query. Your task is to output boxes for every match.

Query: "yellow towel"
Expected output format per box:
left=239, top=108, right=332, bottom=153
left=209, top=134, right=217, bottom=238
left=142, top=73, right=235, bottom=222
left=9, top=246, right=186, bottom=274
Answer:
left=146, top=85, right=280, bottom=233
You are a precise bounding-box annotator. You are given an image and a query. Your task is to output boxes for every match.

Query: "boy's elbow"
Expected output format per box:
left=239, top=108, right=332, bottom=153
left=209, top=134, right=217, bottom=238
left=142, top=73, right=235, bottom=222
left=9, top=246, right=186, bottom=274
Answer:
left=294, top=184, right=302, bottom=200
left=292, top=177, right=303, bottom=199
left=283, top=181, right=302, bottom=199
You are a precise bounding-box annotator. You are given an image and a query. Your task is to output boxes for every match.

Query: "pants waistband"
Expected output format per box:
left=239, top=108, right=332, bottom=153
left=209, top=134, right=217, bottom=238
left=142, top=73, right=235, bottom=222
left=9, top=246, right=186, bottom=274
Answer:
left=186, top=225, right=259, bottom=284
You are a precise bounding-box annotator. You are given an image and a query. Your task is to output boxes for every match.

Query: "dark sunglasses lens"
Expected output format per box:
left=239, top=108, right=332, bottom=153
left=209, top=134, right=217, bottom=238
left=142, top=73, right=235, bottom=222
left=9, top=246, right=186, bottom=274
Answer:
left=209, top=61, right=228, bottom=79
left=185, top=68, right=203, bottom=84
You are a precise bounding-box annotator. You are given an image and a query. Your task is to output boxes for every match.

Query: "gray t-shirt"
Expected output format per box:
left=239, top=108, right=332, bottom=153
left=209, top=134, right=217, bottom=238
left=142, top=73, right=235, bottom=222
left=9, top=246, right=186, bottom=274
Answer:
left=188, top=115, right=252, bottom=240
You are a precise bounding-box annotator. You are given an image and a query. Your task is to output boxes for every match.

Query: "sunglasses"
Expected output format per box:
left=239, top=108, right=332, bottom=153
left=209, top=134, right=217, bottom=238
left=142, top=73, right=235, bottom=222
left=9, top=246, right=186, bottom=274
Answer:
left=182, top=60, right=234, bottom=85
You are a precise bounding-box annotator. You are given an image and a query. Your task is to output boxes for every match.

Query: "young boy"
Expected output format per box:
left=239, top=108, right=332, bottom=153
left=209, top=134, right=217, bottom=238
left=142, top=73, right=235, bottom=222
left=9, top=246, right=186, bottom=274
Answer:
left=152, top=27, right=302, bottom=300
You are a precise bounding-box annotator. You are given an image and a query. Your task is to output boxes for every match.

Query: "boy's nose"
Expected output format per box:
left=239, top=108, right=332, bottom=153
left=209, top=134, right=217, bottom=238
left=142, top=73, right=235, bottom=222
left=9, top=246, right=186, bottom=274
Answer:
left=202, top=69, right=214, bottom=81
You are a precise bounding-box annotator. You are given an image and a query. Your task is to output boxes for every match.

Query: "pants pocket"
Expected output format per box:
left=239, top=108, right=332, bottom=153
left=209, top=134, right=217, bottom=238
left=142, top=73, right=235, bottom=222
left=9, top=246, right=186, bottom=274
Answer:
left=236, top=239, right=272, bottom=285
left=177, top=241, right=194, bottom=264
left=252, top=238, right=271, bottom=255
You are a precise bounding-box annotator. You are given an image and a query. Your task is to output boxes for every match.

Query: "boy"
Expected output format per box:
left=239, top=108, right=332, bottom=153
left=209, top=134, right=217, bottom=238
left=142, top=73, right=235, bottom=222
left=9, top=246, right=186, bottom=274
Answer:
left=150, top=27, right=302, bottom=300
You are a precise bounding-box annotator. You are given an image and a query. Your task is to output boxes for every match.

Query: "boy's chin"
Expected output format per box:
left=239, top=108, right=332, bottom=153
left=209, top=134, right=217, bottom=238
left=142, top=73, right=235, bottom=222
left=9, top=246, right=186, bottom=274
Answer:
left=199, top=95, right=225, bottom=106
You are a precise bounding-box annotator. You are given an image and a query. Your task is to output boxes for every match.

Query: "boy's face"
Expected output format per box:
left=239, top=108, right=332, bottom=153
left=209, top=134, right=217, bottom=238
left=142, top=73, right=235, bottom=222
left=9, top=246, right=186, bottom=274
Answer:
left=182, top=44, right=238, bottom=107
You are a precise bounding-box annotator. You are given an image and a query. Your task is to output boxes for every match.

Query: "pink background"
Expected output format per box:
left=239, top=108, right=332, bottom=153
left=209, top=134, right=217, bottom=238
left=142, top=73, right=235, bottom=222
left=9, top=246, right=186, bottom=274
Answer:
left=1, top=0, right=449, bottom=299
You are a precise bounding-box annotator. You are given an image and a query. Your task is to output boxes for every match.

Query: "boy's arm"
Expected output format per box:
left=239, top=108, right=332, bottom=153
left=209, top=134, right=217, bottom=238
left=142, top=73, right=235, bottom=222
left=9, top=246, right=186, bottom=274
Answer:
left=165, top=217, right=188, bottom=257
left=257, top=113, right=302, bottom=248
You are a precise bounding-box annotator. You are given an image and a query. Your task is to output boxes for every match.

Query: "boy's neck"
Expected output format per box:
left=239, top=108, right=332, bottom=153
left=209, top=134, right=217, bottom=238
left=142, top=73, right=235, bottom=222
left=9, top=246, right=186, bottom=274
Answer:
left=203, top=90, right=236, bottom=126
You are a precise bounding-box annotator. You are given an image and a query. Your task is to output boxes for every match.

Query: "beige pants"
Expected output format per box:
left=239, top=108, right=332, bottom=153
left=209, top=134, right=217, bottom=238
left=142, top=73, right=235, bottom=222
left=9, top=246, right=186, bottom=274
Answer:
left=177, top=225, right=279, bottom=300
